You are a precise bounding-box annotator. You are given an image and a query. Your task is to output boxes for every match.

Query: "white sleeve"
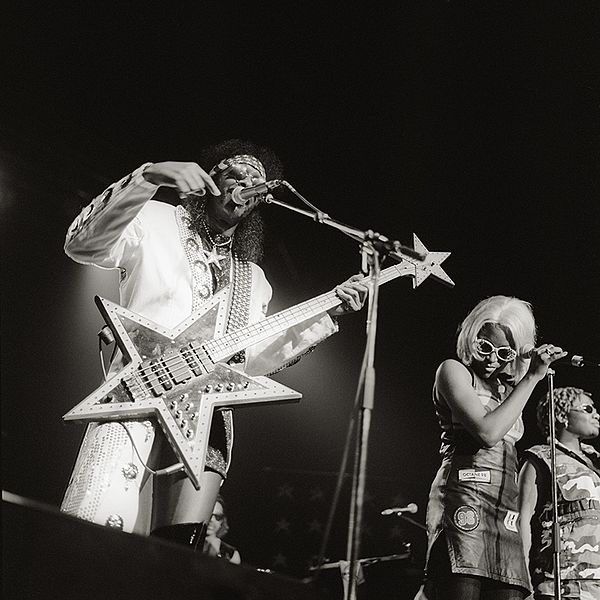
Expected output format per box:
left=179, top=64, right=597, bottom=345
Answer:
left=243, top=265, right=339, bottom=377
left=64, top=163, right=158, bottom=268
left=244, top=313, right=339, bottom=377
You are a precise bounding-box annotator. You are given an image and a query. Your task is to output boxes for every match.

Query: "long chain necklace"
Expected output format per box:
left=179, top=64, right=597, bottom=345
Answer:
left=201, top=217, right=233, bottom=249
left=201, top=215, right=232, bottom=271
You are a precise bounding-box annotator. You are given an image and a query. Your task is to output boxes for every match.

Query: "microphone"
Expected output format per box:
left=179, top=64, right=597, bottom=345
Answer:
left=231, top=180, right=282, bottom=205
left=521, top=345, right=599, bottom=368
left=381, top=503, right=418, bottom=516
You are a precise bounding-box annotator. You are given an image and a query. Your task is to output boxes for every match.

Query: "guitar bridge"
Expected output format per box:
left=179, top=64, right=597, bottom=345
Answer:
left=136, top=344, right=213, bottom=397
left=121, top=373, right=149, bottom=403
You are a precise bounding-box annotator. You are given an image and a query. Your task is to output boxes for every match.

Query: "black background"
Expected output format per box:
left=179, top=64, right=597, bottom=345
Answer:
left=2, top=1, right=599, bottom=583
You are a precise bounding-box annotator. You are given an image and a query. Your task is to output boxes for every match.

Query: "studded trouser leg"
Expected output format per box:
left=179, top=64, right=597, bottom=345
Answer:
left=61, top=420, right=155, bottom=532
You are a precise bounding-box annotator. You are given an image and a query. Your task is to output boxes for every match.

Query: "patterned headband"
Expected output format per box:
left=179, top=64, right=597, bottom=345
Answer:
left=209, top=154, right=267, bottom=180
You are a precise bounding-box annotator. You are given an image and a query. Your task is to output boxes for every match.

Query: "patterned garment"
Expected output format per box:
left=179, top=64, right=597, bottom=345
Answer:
left=524, top=443, right=600, bottom=598
left=61, top=164, right=338, bottom=533
left=424, top=362, right=530, bottom=593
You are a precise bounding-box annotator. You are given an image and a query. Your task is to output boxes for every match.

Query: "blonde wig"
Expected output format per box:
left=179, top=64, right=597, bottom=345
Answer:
left=456, top=295, right=537, bottom=382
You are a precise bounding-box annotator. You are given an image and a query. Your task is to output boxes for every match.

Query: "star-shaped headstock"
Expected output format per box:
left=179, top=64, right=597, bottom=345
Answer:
left=396, top=234, right=455, bottom=288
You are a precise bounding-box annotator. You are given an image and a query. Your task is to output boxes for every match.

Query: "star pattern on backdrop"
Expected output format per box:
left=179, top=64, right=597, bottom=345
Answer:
left=275, top=517, right=291, bottom=533
left=257, top=470, right=418, bottom=577
left=309, top=487, right=324, bottom=501
left=362, top=524, right=373, bottom=537
left=277, top=484, right=294, bottom=499
left=308, top=519, right=323, bottom=533
left=390, top=524, right=406, bottom=539
left=272, top=553, right=287, bottom=568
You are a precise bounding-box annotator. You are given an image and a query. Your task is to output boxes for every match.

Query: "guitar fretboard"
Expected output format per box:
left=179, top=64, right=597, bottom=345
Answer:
left=203, top=262, right=411, bottom=362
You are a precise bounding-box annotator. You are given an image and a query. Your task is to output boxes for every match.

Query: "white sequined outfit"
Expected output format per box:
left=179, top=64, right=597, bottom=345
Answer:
left=61, top=164, right=338, bottom=533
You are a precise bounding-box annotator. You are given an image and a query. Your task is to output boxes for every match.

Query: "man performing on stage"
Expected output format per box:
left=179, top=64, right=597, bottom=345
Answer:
left=60, top=138, right=368, bottom=547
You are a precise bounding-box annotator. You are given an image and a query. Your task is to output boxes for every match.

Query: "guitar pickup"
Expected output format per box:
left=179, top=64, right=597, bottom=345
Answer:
left=184, top=345, right=203, bottom=376
left=149, top=359, right=173, bottom=394
left=187, top=343, right=212, bottom=375
left=163, top=350, right=193, bottom=384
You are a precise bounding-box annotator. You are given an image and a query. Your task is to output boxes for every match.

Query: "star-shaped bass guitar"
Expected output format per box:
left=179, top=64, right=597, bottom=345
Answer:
left=63, top=235, right=453, bottom=489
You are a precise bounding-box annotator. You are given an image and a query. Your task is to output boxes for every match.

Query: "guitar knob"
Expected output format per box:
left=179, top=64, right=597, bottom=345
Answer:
left=226, top=382, right=235, bottom=391
left=185, top=429, right=194, bottom=439
left=179, top=393, right=189, bottom=401
left=204, top=384, right=213, bottom=393
left=169, top=400, right=177, bottom=410
left=175, top=410, right=183, bottom=420
left=180, top=419, right=188, bottom=429
left=184, top=403, right=193, bottom=411
left=215, top=383, right=223, bottom=392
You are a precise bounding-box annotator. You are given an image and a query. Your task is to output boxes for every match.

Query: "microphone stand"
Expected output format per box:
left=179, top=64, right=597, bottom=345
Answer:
left=545, top=367, right=562, bottom=600
left=263, top=183, right=421, bottom=600
left=345, top=238, right=381, bottom=600
left=394, top=514, right=427, bottom=532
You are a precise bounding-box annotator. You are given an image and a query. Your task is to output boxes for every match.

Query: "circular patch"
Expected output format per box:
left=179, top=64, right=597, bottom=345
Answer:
left=453, top=505, right=480, bottom=531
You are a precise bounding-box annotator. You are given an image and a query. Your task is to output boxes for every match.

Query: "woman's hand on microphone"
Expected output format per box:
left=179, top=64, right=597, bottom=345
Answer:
left=527, top=343, right=568, bottom=380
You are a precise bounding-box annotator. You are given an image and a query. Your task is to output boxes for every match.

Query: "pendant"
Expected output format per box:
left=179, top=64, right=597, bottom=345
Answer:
left=202, top=247, right=228, bottom=270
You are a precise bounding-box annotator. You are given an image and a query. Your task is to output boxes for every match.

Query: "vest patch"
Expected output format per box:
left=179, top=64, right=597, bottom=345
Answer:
left=458, top=469, right=491, bottom=483
left=453, top=505, right=480, bottom=531
left=503, top=510, right=519, bottom=533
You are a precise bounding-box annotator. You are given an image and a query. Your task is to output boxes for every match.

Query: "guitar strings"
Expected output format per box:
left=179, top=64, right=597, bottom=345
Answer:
left=116, top=286, right=353, bottom=391
left=131, top=304, right=321, bottom=388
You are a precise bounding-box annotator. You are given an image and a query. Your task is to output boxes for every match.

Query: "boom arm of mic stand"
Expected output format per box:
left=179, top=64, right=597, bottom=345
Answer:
left=264, top=195, right=426, bottom=262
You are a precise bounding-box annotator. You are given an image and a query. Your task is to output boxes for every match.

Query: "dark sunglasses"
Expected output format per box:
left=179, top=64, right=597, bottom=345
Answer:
left=474, top=338, right=517, bottom=362
left=570, top=405, right=597, bottom=415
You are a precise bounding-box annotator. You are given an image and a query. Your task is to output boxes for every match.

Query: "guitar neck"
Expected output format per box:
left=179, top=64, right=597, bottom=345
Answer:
left=204, top=290, right=338, bottom=362
left=203, top=262, right=411, bottom=362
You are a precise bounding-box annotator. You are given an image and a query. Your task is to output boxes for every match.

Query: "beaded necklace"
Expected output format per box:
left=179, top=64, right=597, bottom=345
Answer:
left=201, top=217, right=233, bottom=250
